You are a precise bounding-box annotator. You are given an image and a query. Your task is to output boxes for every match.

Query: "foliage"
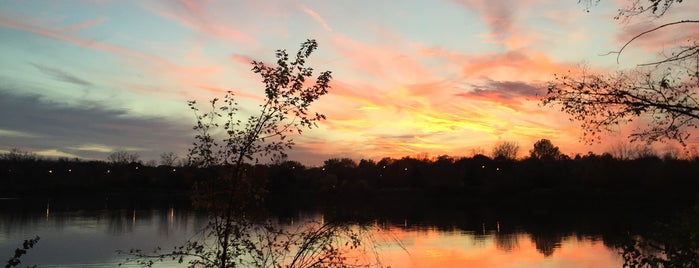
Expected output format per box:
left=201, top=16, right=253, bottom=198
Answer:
left=613, top=205, right=699, bottom=268
left=5, top=236, right=39, bottom=268
left=544, top=66, right=699, bottom=145
left=492, top=141, right=520, bottom=160
left=546, top=1, right=699, bottom=145
left=529, top=139, right=561, bottom=160
left=186, top=39, right=330, bottom=169
left=119, top=39, right=384, bottom=268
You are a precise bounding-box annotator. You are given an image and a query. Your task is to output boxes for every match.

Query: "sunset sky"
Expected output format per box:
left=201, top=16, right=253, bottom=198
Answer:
left=1, top=0, right=697, bottom=165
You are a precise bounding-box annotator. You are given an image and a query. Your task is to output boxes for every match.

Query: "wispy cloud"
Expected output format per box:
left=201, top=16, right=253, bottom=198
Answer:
left=301, top=5, right=333, bottom=32
left=59, top=16, right=108, bottom=32
left=229, top=53, right=254, bottom=66
left=30, top=63, right=93, bottom=87
left=0, top=10, right=176, bottom=68
left=452, top=0, right=515, bottom=44
left=0, top=128, right=38, bottom=138
left=146, top=0, right=254, bottom=44
left=35, top=149, right=80, bottom=159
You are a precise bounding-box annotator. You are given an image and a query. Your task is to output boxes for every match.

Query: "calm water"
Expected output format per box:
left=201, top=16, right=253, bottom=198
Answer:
left=0, top=199, right=626, bottom=267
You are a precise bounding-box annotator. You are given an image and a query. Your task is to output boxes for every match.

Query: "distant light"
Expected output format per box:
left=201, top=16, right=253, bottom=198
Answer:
left=322, top=168, right=325, bottom=171
left=106, top=169, right=110, bottom=174
left=496, top=167, right=500, bottom=171
left=67, top=169, right=72, bottom=172
left=135, top=166, right=139, bottom=170
left=404, top=168, right=408, bottom=171
left=382, top=166, right=386, bottom=169
left=481, top=165, right=485, bottom=169
left=48, top=170, right=53, bottom=174
left=172, top=168, right=176, bottom=172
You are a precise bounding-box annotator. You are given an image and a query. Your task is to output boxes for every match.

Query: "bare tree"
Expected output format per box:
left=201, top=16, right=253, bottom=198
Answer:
left=159, top=152, right=178, bottom=166
left=544, top=1, right=699, bottom=145
left=492, top=141, right=520, bottom=160
left=609, top=142, right=635, bottom=160
left=107, top=151, right=140, bottom=164
left=0, top=148, right=37, bottom=161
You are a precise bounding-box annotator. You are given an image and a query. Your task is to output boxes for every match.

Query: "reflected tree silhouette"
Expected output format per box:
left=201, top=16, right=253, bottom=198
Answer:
left=611, top=206, right=699, bottom=267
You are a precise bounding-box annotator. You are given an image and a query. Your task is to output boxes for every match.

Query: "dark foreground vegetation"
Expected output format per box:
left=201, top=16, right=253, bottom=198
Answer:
left=3, top=149, right=698, bottom=212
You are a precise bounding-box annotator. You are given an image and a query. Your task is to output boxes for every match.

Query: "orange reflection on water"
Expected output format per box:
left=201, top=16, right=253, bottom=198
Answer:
left=372, top=227, right=622, bottom=268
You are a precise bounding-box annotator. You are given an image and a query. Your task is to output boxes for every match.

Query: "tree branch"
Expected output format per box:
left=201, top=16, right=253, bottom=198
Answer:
left=603, top=20, right=699, bottom=64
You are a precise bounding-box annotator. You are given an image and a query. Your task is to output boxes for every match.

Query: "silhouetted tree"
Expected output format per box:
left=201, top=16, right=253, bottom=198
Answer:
left=529, top=139, right=562, bottom=161
left=608, top=142, right=635, bottom=160
left=0, top=148, right=37, bottom=162
left=122, top=40, right=375, bottom=268
left=546, top=0, right=699, bottom=145
left=492, top=141, right=520, bottom=160
left=159, top=152, right=178, bottom=166
left=544, top=67, right=699, bottom=145
left=108, top=151, right=140, bottom=164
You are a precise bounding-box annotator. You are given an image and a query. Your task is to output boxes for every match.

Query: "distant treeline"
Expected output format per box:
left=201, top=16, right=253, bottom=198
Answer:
left=3, top=151, right=699, bottom=208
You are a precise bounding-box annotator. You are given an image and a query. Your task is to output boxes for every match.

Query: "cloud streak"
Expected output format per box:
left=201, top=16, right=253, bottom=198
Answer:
left=0, top=10, right=177, bottom=68
left=31, top=63, right=93, bottom=87
left=146, top=0, right=254, bottom=44
left=301, top=5, right=333, bottom=32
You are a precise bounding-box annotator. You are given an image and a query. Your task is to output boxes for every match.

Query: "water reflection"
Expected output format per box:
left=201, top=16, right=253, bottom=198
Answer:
left=2, top=199, right=697, bottom=267
left=376, top=227, right=619, bottom=268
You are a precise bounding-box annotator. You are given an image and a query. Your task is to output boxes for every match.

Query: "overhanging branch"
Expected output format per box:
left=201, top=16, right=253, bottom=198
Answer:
left=602, top=20, right=699, bottom=64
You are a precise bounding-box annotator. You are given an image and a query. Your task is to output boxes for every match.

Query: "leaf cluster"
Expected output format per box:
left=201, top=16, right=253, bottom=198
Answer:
left=544, top=65, right=699, bottom=145
left=5, top=236, right=39, bottom=268
left=187, top=39, right=330, bottom=170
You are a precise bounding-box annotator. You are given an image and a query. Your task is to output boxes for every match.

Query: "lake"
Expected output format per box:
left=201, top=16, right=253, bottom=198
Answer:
left=0, top=197, right=686, bottom=267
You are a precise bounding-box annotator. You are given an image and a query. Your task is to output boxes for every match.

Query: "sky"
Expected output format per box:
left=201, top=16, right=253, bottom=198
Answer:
left=1, top=0, right=698, bottom=165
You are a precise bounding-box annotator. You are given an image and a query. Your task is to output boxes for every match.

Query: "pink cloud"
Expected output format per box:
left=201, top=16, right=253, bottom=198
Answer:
left=330, top=34, right=439, bottom=83
left=230, top=53, right=254, bottom=66
left=0, top=11, right=249, bottom=102
left=453, top=0, right=515, bottom=42
left=0, top=11, right=247, bottom=102
left=146, top=1, right=254, bottom=44
left=0, top=10, right=176, bottom=68
left=301, top=5, right=333, bottom=32
left=60, top=16, right=108, bottom=32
